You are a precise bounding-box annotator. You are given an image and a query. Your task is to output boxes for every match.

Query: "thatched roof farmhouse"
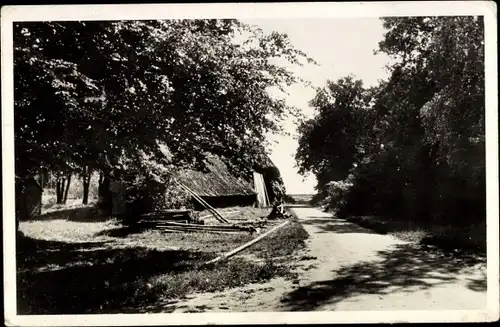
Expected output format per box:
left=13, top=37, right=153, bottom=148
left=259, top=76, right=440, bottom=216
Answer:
left=106, top=147, right=285, bottom=217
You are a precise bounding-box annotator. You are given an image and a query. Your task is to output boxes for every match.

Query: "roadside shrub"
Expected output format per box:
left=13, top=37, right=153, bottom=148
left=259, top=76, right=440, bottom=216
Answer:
left=282, top=194, right=296, bottom=204
left=65, top=177, right=85, bottom=199
left=324, top=176, right=354, bottom=213
left=250, top=221, right=309, bottom=258
left=162, top=183, right=193, bottom=210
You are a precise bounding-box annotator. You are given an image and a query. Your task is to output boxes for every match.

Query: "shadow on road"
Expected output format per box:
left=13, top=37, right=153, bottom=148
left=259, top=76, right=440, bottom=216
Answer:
left=280, top=243, right=486, bottom=311
left=285, top=204, right=313, bottom=208
left=301, top=217, right=377, bottom=234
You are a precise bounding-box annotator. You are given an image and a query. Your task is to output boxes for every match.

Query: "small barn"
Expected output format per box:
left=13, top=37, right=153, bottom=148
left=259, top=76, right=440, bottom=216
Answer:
left=15, top=176, right=43, bottom=222
left=253, top=156, right=286, bottom=206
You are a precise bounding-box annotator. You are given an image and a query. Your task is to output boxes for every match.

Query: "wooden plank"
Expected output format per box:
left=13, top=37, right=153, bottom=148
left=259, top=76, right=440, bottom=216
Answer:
left=262, top=177, right=271, bottom=207
left=174, top=180, right=230, bottom=224
left=145, top=209, right=192, bottom=214
left=141, top=216, right=190, bottom=220
left=157, top=226, right=248, bottom=234
left=153, top=221, right=254, bottom=231
left=202, top=220, right=290, bottom=266
left=142, top=217, right=190, bottom=222
left=156, top=225, right=247, bottom=232
left=155, top=225, right=253, bottom=233
left=141, top=213, right=191, bottom=217
left=199, top=210, right=240, bottom=221
left=147, top=220, right=189, bottom=225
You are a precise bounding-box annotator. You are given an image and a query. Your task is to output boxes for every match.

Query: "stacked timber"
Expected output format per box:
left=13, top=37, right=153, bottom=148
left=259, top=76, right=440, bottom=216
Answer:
left=231, top=219, right=268, bottom=228
left=140, top=209, right=203, bottom=225
left=137, top=178, right=270, bottom=233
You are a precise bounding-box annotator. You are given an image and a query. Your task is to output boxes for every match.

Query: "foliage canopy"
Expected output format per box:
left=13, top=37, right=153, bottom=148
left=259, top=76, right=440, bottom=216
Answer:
left=15, top=20, right=313, bottom=180
left=296, top=16, right=485, bottom=225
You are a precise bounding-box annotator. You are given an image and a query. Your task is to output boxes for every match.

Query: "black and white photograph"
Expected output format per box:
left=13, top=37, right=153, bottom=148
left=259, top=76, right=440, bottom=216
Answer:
left=2, top=2, right=498, bottom=325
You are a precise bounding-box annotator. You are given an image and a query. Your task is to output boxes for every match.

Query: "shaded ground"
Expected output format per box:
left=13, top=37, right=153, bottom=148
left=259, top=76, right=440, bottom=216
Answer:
left=282, top=207, right=487, bottom=311
left=17, top=235, right=211, bottom=314
left=41, top=196, right=98, bottom=215
left=16, top=206, right=306, bottom=314
left=24, top=206, right=106, bottom=223
left=168, top=205, right=487, bottom=312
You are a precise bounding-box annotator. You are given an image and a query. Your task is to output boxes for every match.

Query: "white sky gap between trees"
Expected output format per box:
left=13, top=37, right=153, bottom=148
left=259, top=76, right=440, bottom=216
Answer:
left=246, top=18, right=393, bottom=194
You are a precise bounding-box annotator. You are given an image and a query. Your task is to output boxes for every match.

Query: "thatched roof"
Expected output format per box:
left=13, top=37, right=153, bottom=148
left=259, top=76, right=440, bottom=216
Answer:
left=120, top=142, right=258, bottom=198
left=176, top=154, right=256, bottom=197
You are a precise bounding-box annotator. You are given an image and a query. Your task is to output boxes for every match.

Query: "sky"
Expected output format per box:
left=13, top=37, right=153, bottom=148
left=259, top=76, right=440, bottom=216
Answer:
left=242, top=18, right=393, bottom=195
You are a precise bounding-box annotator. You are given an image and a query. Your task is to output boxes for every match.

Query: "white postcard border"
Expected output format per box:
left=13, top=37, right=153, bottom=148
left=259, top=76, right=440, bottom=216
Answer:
left=2, top=2, right=498, bottom=325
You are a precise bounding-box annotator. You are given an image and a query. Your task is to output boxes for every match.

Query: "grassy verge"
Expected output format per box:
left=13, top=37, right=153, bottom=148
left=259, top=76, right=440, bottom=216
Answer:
left=249, top=220, right=309, bottom=260
left=345, top=215, right=486, bottom=255
left=17, top=205, right=308, bottom=314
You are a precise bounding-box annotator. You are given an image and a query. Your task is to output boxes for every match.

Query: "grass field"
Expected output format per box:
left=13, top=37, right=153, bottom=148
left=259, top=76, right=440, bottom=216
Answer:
left=17, top=205, right=308, bottom=314
left=286, top=194, right=315, bottom=204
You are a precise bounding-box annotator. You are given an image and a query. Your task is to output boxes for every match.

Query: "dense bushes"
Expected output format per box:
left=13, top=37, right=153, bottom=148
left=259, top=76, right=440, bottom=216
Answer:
left=323, top=178, right=353, bottom=214
left=297, top=17, right=485, bottom=230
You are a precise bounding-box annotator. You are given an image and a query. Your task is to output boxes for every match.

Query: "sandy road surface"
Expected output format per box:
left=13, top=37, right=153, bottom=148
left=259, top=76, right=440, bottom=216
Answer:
left=166, top=206, right=487, bottom=312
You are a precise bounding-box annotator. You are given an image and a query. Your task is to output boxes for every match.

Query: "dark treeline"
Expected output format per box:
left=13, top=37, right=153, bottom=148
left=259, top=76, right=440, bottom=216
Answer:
left=296, top=16, right=485, bottom=227
left=14, top=20, right=314, bottom=220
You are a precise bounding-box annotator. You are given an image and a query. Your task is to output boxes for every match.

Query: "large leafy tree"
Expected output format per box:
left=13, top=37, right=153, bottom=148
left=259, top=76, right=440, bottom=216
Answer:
left=14, top=20, right=312, bottom=199
left=377, top=16, right=484, bottom=158
left=295, top=77, right=376, bottom=193
left=375, top=16, right=485, bottom=222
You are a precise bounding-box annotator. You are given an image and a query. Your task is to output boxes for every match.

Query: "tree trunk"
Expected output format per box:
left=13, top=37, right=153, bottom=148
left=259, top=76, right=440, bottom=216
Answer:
left=63, top=174, right=71, bottom=204
left=82, top=167, right=92, bottom=205
left=56, top=178, right=64, bottom=204
left=42, top=170, right=49, bottom=188
left=39, top=171, right=44, bottom=189
left=56, top=180, right=60, bottom=203
left=15, top=179, right=25, bottom=232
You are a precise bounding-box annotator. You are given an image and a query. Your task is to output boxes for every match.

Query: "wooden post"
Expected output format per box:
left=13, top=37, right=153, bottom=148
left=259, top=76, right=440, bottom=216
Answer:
left=174, top=180, right=230, bottom=224
left=202, top=220, right=290, bottom=266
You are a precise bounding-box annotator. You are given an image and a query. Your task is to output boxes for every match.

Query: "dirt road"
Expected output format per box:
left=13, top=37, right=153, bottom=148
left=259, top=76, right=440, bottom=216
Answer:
left=168, top=205, right=487, bottom=312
